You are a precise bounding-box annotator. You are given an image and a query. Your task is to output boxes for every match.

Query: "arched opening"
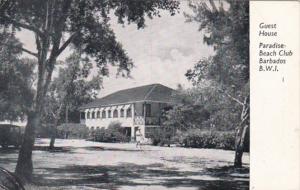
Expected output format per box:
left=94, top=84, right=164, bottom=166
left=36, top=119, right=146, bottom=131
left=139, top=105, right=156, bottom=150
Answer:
left=126, top=108, right=132, bottom=117
left=102, top=111, right=106, bottom=118
left=113, top=109, right=118, bottom=118
left=120, top=109, right=124, bottom=117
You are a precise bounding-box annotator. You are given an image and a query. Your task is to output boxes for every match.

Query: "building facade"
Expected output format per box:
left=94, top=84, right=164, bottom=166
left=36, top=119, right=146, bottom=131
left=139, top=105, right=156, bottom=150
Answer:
left=79, top=84, right=177, bottom=141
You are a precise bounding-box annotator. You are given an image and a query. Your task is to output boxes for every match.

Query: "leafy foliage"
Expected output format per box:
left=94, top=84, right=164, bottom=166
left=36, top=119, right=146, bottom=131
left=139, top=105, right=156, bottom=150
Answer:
left=0, top=0, right=180, bottom=180
left=175, top=129, right=237, bottom=150
left=148, top=127, right=175, bottom=146
left=57, top=124, right=89, bottom=139
left=43, top=53, right=101, bottom=125
left=0, top=32, right=35, bottom=121
left=186, top=0, right=249, bottom=90
left=93, top=121, right=130, bottom=143
left=185, top=0, right=249, bottom=128
left=0, top=0, right=179, bottom=77
left=162, top=87, right=210, bottom=131
left=184, top=0, right=249, bottom=166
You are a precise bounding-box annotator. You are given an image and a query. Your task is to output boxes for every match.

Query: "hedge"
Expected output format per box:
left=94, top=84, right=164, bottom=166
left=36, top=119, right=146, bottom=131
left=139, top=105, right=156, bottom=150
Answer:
left=177, top=130, right=236, bottom=150
left=92, top=123, right=130, bottom=143
left=150, top=128, right=246, bottom=151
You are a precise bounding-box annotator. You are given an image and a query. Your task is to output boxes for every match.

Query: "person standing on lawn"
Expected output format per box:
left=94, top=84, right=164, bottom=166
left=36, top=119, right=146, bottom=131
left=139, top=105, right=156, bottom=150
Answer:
left=136, top=128, right=144, bottom=149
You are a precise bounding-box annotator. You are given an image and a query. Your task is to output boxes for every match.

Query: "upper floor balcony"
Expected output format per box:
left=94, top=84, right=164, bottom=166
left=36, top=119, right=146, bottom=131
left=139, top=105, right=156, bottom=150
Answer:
left=134, top=116, right=160, bottom=126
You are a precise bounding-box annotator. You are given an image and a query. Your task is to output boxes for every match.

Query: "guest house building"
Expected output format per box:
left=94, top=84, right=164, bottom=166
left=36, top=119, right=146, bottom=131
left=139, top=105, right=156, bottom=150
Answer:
left=79, top=84, right=178, bottom=141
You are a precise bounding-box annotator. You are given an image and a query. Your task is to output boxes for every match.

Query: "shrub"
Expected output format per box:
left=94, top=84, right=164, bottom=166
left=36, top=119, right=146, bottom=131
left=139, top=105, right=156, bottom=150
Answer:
left=93, top=122, right=130, bottom=143
left=175, top=129, right=236, bottom=150
left=148, top=127, right=174, bottom=146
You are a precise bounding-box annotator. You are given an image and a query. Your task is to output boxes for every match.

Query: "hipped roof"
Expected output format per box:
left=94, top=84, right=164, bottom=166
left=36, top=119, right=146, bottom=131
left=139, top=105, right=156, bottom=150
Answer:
left=79, top=83, right=177, bottom=110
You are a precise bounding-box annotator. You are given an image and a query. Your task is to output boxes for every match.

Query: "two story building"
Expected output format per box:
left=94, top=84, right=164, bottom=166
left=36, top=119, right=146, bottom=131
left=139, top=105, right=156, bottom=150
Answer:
left=79, top=83, right=178, bottom=141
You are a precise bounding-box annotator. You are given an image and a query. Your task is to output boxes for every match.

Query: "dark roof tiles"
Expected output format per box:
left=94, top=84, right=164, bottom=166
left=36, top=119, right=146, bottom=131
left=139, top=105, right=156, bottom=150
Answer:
left=80, top=83, right=177, bottom=109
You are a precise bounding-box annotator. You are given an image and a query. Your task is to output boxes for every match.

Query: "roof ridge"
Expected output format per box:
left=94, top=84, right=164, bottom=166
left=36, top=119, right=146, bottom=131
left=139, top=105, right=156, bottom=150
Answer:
left=143, top=84, right=158, bottom=100
left=98, top=83, right=159, bottom=100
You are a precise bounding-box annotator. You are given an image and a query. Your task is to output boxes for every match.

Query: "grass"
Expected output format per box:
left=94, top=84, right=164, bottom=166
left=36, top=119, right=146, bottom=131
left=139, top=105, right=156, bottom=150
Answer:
left=1, top=139, right=249, bottom=190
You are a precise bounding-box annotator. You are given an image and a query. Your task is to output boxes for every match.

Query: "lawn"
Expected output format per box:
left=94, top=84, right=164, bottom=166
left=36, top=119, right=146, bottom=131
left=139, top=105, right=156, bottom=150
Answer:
left=0, top=139, right=249, bottom=190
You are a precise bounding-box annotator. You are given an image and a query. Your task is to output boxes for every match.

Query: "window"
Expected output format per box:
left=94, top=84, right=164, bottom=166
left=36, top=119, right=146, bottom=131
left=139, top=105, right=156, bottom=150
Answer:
left=120, top=109, right=124, bottom=117
left=108, top=110, right=111, bottom=118
left=113, top=109, right=118, bottom=118
left=97, top=111, right=101, bottom=118
left=145, top=104, right=151, bottom=117
left=87, top=112, right=90, bottom=119
left=126, top=108, right=132, bottom=117
left=102, top=111, right=106, bottom=118
left=91, top=111, right=95, bottom=119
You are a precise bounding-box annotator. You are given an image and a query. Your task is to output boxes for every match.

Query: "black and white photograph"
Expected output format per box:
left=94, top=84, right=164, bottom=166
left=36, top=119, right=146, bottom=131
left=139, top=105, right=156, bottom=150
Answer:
left=0, top=0, right=250, bottom=189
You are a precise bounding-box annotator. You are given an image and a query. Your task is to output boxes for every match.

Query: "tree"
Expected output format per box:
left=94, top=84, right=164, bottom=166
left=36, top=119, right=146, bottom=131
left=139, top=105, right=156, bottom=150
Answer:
left=0, top=0, right=179, bottom=181
left=185, top=0, right=249, bottom=167
left=162, top=87, right=210, bottom=131
left=43, top=53, right=100, bottom=149
left=0, top=31, right=35, bottom=122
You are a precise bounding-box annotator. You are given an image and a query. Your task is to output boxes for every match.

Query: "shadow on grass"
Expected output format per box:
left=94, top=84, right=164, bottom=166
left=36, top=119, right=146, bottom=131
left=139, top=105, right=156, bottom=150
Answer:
left=0, top=147, right=19, bottom=154
left=206, top=166, right=249, bottom=178
left=33, top=162, right=249, bottom=190
left=1, top=145, right=249, bottom=189
left=33, top=145, right=151, bottom=153
left=0, top=157, right=17, bottom=166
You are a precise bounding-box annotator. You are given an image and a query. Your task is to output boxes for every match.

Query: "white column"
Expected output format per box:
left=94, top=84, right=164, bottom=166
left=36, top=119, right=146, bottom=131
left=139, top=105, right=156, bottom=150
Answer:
left=94, top=108, right=99, bottom=120
left=85, top=109, right=90, bottom=128
left=131, top=103, right=135, bottom=121
left=85, top=109, right=88, bottom=120
left=141, top=125, right=146, bottom=139
left=131, top=103, right=135, bottom=141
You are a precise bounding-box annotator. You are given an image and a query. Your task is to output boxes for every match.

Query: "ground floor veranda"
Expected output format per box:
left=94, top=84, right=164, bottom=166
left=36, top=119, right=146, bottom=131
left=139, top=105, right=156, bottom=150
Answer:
left=87, top=124, right=162, bottom=143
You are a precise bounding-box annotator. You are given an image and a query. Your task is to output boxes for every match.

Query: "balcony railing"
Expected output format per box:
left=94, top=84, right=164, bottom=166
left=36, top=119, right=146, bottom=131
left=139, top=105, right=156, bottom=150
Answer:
left=134, top=116, right=160, bottom=125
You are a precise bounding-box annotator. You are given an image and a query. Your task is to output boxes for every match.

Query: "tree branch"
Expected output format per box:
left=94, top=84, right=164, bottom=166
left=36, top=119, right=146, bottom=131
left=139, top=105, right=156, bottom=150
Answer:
left=50, top=109, right=56, bottom=118
left=216, top=88, right=244, bottom=106
left=3, top=15, right=45, bottom=38
left=0, top=42, right=38, bottom=57
left=35, top=34, right=42, bottom=57
left=20, top=47, right=38, bottom=57
left=223, top=91, right=244, bottom=106
left=208, top=0, right=218, bottom=12
left=49, top=100, right=63, bottom=119
left=55, top=32, right=77, bottom=57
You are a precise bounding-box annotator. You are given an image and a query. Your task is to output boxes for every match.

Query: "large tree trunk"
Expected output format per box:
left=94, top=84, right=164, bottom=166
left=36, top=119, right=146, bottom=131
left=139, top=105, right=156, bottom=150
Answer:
left=15, top=39, right=52, bottom=181
left=49, top=105, right=63, bottom=150
left=234, top=123, right=249, bottom=167
left=15, top=111, right=40, bottom=182
left=234, top=96, right=250, bottom=168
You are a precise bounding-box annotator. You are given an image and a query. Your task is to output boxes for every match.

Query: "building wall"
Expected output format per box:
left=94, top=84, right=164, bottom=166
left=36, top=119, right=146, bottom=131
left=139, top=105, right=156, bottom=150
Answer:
left=85, top=117, right=133, bottom=130
left=81, top=101, right=172, bottom=141
left=82, top=103, right=135, bottom=130
left=150, top=103, right=161, bottom=117
left=134, top=102, right=168, bottom=118
left=134, top=102, right=143, bottom=116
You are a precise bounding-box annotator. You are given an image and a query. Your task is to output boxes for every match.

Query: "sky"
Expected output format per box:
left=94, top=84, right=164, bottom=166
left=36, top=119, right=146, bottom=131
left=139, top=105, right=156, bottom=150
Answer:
left=17, top=1, right=214, bottom=98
